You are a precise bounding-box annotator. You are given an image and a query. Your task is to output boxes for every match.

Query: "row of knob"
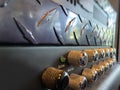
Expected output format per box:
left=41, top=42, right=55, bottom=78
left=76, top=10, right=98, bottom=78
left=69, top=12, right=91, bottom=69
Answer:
left=41, top=58, right=115, bottom=90
left=67, top=48, right=116, bottom=67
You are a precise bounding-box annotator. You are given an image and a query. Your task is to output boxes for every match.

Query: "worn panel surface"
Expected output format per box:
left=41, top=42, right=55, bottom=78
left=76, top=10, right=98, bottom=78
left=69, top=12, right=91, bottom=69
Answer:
left=0, top=47, right=119, bottom=90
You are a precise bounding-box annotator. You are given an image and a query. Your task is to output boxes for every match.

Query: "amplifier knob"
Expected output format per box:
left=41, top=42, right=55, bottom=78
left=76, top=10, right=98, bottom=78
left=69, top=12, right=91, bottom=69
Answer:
left=41, top=67, right=69, bottom=89
left=113, top=48, right=116, bottom=55
left=104, top=58, right=114, bottom=68
left=82, top=68, right=98, bottom=83
left=104, top=48, right=110, bottom=57
left=84, top=49, right=99, bottom=62
left=91, top=64, right=104, bottom=76
left=96, top=49, right=105, bottom=59
left=110, top=48, right=116, bottom=57
left=98, top=61, right=110, bottom=71
left=69, top=74, right=87, bottom=90
left=67, top=50, right=88, bottom=67
left=110, top=48, right=114, bottom=58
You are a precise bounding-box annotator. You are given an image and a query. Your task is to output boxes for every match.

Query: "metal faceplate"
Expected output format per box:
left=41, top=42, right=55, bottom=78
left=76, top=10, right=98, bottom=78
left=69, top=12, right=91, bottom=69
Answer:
left=0, top=47, right=119, bottom=90
left=0, top=0, right=118, bottom=90
left=0, top=0, right=115, bottom=46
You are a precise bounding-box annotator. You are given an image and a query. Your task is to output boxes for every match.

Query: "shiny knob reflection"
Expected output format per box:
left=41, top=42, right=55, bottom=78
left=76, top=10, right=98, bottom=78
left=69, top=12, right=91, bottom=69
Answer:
left=113, top=48, right=116, bottom=55
left=98, top=61, right=110, bottom=71
left=104, top=58, right=115, bottom=68
left=109, top=48, right=114, bottom=58
left=110, top=48, right=116, bottom=57
left=84, top=49, right=99, bottom=62
left=69, top=74, right=87, bottom=90
left=91, top=64, right=104, bottom=76
left=104, top=48, right=110, bottom=57
left=82, top=68, right=98, bottom=83
left=0, top=0, right=9, bottom=8
left=67, top=50, right=88, bottom=67
left=96, top=49, right=105, bottom=59
left=41, top=67, right=69, bottom=89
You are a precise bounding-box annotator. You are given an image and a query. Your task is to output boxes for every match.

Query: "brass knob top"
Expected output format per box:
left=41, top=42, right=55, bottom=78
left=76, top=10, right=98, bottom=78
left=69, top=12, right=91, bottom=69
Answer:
left=82, top=68, right=98, bottom=82
left=67, top=50, right=88, bottom=67
left=41, top=67, right=69, bottom=89
left=110, top=48, right=116, bottom=57
left=98, top=61, right=109, bottom=71
left=104, top=58, right=114, bottom=68
left=84, top=49, right=99, bottom=62
left=110, top=48, right=114, bottom=57
left=92, top=64, right=104, bottom=76
left=96, top=48, right=105, bottom=58
left=69, top=74, right=87, bottom=90
left=113, top=48, right=116, bottom=55
left=104, top=48, right=110, bottom=57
